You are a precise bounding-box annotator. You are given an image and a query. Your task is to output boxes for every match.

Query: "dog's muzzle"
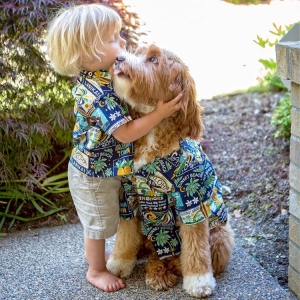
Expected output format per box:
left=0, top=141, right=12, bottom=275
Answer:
left=114, top=55, right=126, bottom=75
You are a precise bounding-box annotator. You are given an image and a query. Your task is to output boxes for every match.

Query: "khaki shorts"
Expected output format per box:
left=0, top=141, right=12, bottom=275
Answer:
left=68, top=163, right=121, bottom=240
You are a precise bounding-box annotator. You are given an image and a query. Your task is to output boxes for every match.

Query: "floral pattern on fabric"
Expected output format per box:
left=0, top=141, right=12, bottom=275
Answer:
left=120, top=139, right=227, bottom=259
left=70, top=70, right=134, bottom=177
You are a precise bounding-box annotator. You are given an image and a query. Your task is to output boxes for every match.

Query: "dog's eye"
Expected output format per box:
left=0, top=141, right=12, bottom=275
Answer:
left=148, top=56, right=158, bottom=63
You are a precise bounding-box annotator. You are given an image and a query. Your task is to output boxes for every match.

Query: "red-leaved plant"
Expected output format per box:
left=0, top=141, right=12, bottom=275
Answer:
left=0, top=0, right=144, bottom=234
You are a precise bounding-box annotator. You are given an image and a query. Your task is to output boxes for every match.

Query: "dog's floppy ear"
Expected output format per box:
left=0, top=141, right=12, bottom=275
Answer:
left=161, top=48, right=203, bottom=141
left=168, top=73, right=183, bottom=93
left=173, top=69, right=203, bottom=141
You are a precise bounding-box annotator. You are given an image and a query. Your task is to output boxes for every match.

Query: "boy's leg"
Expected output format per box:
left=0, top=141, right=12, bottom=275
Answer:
left=68, top=163, right=124, bottom=292
left=84, top=250, right=110, bottom=262
left=84, top=237, right=125, bottom=292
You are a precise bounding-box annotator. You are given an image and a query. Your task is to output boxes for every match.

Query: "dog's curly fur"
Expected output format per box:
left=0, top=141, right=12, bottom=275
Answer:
left=106, top=44, right=235, bottom=298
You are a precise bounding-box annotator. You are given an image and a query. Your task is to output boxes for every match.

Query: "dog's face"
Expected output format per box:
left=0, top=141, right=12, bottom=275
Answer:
left=113, top=44, right=187, bottom=109
left=113, top=43, right=203, bottom=140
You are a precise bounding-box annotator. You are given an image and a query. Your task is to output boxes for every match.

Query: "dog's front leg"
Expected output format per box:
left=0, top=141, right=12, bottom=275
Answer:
left=179, top=220, right=216, bottom=298
left=107, top=217, right=141, bottom=278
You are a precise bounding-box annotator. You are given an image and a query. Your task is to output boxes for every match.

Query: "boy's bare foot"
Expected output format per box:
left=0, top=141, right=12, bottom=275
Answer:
left=86, top=268, right=125, bottom=292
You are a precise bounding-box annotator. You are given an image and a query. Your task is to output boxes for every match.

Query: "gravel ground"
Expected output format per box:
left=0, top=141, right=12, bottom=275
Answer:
left=201, top=91, right=290, bottom=290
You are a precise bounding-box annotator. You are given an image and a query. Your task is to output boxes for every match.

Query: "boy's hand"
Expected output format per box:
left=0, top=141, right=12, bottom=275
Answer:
left=154, top=92, right=183, bottom=119
left=113, top=92, right=183, bottom=143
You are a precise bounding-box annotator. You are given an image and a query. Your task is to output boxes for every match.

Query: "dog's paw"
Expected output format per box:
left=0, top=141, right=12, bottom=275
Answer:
left=146, top=269, right=177, bottom=291
left=183, top=273, right=216, bottom=298
left=106, top=256, right=137, bottom=278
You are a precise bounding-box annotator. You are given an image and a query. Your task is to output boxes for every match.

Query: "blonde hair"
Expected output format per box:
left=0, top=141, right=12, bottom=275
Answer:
left=46, top=3, right=122, bottom=77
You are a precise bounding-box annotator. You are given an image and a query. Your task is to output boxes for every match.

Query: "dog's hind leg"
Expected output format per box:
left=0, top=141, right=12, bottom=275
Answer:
left=179, top=220, right=216, bottom=298
left=209, top=223, right=235, bottom=275
left=107, top=217, right=141, bottom=278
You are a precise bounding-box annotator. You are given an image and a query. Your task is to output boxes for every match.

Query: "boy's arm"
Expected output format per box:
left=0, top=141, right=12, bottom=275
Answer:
left=112, top=93, right=183, bottom=143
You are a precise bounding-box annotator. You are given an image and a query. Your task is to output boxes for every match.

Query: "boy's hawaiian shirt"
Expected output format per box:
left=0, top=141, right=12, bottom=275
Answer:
left=120, top=139, right=227, bottom=259
left=70, top=70, right=134, bottom=177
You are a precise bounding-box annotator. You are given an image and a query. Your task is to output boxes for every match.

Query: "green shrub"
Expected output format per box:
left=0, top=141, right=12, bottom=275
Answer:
left=247, top=58, right=288, bottom=93
left=249, top=23, right=293, bottom=93
left=271, top=93, right=291, bottom=139
left=249, top=23, right=295, bottom=139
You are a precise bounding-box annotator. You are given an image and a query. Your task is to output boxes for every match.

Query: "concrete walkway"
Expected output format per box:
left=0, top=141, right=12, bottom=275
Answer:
left=0, top=223, right=297, bottom=300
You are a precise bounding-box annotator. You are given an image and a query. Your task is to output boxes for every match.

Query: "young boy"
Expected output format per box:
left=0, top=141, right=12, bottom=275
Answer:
left=46, top=3, right=182, bottom=293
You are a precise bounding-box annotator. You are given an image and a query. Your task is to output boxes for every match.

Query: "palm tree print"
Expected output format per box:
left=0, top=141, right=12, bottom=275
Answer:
left=156, top=229, right=169, bottom=246
left=143, top=161, right=160, bottom=176
left=123, top=183, right=133, bottom=192
left=185, top=178, right=201, bottom=197
left=105, top=169, right=113, bottom=176
left=204, top=174, right=215, bottom=188
left=165, top=161, right=172, bottom=172
left=94, top=157, right=107, bottom=175
left=199, top=174, right=216, bottom=198
left=170, top=238, right=179, bottom=248
left=174, top=175, right=182, bottom=187
left=104, top=95, right=118, bottom=110
left=156, top=229, right=174, bottom=252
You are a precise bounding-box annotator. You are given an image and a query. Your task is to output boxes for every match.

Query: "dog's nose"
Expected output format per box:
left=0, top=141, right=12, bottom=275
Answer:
left=116, top=55, right=125, bottom=62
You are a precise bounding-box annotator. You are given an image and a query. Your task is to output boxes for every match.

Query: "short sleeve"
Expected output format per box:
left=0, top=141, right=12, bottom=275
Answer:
left=91, top=92, right=132, bottom=135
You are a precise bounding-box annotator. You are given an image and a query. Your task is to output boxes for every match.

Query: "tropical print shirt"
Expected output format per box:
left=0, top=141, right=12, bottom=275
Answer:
left=120, top=139, right=227, bottom=259
left=69, top=70, right=134, bottom=177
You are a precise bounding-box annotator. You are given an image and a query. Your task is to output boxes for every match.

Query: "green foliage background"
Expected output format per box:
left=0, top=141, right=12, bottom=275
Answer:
left=250, top=22, right=294, bottom=139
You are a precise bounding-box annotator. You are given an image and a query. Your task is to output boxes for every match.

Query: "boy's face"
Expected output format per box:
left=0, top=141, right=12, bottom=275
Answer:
left=81, top=30, right=126, bottom=72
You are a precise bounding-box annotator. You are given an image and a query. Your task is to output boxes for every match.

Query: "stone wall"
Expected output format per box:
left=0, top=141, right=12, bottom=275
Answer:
left=276, top=40, right=300, bottom=299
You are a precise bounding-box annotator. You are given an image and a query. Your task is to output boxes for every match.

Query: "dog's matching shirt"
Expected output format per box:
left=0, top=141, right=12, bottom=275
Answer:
left=120, top=139, right=228, bottom=259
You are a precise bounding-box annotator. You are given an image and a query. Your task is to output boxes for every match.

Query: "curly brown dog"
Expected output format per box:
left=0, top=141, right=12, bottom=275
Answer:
left=106, top=44, right=234, bottom=298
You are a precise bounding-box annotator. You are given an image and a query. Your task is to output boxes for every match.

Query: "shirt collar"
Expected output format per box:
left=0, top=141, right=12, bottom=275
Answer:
left=79, top=70, right=112, bottom=86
